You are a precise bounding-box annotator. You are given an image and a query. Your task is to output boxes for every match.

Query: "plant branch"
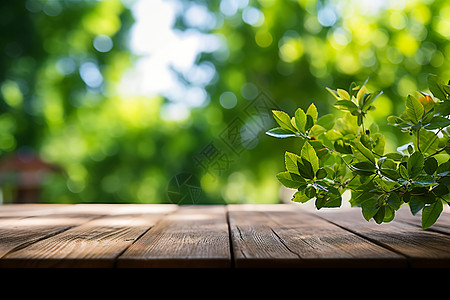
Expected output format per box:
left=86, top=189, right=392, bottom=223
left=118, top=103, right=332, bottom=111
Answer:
left=388, top=183, right=408, bottom=194
left=416, top=130, right=421, bottom=152
left=321, top=144, right=357, bottom=172
left=427, top=144, right=450, bottom=157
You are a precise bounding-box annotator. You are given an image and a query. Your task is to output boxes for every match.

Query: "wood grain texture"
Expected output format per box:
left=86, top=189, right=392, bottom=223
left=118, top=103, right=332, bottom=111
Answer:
left=117, top=205, right=230, bottom=268
left=0, top=204, right=448, bottom=268
left=0, top=204, right=114, bottom=261
left=0, top=204, right=176, bottom=268
left=0, top=204, right=69, bottom=218
left=394, top=206, right=450, bottom=235
left=228, top=204, right=406, bottom=268
left=312, top=207, right=450, bottom=268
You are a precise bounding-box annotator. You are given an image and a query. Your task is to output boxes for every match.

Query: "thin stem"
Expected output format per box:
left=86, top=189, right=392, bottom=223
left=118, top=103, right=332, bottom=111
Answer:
left=361, top=119, right=365, bottom=136
left=344, top=174, right=357, bottom=185
left=371, top=150, right=384, bottom=158
left=425, top=128, right=446, bottom=157
left=322, top=144, right=356, bottom=172
left=388, top=183, right=408, bottom=194
left=416, top=130, right=421, bottom=152
left=427, top=144, right=450, bottom=158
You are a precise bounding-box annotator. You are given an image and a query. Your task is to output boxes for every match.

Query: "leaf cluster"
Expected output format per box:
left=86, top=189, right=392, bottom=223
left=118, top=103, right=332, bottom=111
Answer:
left=267, top=75, right=450, bottom=229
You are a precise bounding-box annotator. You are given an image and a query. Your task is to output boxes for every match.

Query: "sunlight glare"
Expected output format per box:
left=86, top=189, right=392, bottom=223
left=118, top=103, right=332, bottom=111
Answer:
left=119, top=0, right=221, bottom=121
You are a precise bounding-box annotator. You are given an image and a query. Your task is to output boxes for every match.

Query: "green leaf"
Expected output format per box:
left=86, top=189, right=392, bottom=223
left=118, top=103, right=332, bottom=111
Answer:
left=294, top=108, right=306, bottom=133
left=383, top=206, right=395, bottom=223
left=305, top=186, right=316, bottom=198
left=406, top=95, right=424, bottom=124
left=305, top=114, right=314, bottom=132
left=416, top=129, right=440, bottom=155
left=387, top=193, right=402, bottom=210
left=369, top=122, right=380, bottom=133
left=314, top=180, right=340, bottom=195
left=265, top=127, right=296, bottom=138
left=352, top=141, right=376, bottom=165
left=422, top=200, right=443, bottom=229
left=315, top=193, right=341, bottom=209
left=357, top=115, right=363, bottom=126
left=301, top=141, right=319, bottom=174
left=444, top=84, right=450, bottom=96
left=385, top=152, right=405, bottom=161
left=276, top=171, right=306, bottom=189
left=272, top=110, right=295, bottom=132
left=378, top=157, right=396, bottom=169
left=323, top=166, right=335, bottom=179
left=408, top=151, right=424, bottom=179
left=316, top=168, right=327, bottom=179
left=306, top=103, right=318, bottom=124
left=435, top=99, right=450, bottom=116
left=285, top=152, right=300, bottom=175
left=379, top=168, right=399, bottom=181
left=361, top=197, right=380, bottom=221
left=349, top=82, right=359, bottom=97
left=334, top=140, right=353, bottom=154
left=352, top=161, right=377, bottom=175
left=401, top=191, right=411, bottom=203
left=309, top=124, right=327, bottom=137
left=373, top=206, right=385, bottom=224
left=314, top=182, right=341, bottom=209
left=423, top=116, right=450, bottom=130
left=428, top=74, right=447, bottom=100
left=309, top=140, right=330, bottom=161
left=337, top=88, right=350, bottom=100
left=424, top=157, right=438, bottom=175
left=299, top=158, right=315, bottom=179
left=409, top=196, right=426, bottom=215
left=408, top=144, right=414, bottom=154
left=413, top=174, right=436, bottom=187
left=356, top=85, right=367, bottom=106
left=436, top=160, right=450, bottom=176
left=316, top=114, right=335, bottom=130
left=361, top=91, right=382, bottom=112
left=373, top=133, right=385, bottom=155
left=349, top=190, right=372, bottom=207
left=292, top=190, right=311, bottom=203
left=334, top=100, right=359, bottom=114
left=325, top=129, right=343, bottom=141
left=431, top=184, right=449, bottom=196
left=326, top=87, right=341, bottom=100
left=290, top=117, right=298, bottom=131
left=399, top=164, right=409, bottom=180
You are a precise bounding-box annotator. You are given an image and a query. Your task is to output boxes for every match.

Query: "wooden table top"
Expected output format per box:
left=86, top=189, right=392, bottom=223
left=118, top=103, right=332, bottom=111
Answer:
left=0, top=203, right=449, bottom=268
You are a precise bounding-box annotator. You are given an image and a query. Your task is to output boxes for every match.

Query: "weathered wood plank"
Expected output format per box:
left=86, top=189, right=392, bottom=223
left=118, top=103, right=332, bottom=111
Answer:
left=312, top=207, right=450, bottom=268
left=0, top=204, right=176, bottom=268
left=0, top=204, right=448, bottom=268
left=228, top=204, right=406, bottom=268
left=117, top=205, right=230, bottom=268
left=0, top=204, right=69, bottom=219
left=394, top=206, right=450, bottom=235
left=0, top=204, right=119, bottom=262
left=228, top=205, right=300, bottom=267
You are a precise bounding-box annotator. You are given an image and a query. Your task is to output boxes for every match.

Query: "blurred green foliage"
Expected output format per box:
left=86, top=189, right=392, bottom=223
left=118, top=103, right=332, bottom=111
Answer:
left=0, top=0, right=449, bottom=204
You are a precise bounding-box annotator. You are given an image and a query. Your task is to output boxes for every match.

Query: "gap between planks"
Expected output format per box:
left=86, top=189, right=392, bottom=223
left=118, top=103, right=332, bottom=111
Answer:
left=0, top=204, right=449, bottom=268
left=117, top=205, right=231, bottom=268
left=307, top=206, right=450, bottom=268
left=227, top=204, right=407, bottom=268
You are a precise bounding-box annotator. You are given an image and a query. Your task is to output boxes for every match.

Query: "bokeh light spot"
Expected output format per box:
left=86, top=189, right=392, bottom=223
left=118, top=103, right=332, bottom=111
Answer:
left=219, top=91, right=237, bottom=109
left=93, top=34, right=114, bottom=53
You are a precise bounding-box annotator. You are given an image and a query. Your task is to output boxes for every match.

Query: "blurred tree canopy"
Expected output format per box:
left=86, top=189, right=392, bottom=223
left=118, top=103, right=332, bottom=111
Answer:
left=0, top=0, right=449, bottom=204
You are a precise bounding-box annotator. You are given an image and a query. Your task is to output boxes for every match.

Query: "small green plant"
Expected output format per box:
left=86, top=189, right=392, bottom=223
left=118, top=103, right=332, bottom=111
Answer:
left=266, top=74, right=450, bottom=229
